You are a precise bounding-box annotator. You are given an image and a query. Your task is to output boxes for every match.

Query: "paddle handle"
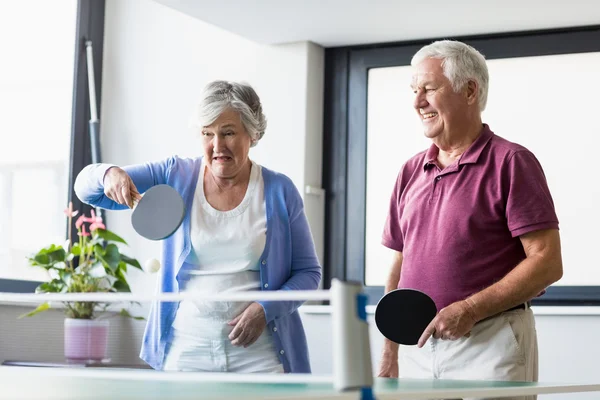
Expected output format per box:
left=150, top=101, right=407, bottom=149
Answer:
left=130, top=190, right=143, bottom=210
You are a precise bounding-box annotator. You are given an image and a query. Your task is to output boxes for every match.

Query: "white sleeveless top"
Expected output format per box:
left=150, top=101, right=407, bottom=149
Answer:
left=185, top=159, right=266, bottom=277
left=164, top=160, right=282, bottom=373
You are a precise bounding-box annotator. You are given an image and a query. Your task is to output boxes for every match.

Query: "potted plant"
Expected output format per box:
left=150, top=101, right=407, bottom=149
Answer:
left=21, top=202, right=143, bottom=363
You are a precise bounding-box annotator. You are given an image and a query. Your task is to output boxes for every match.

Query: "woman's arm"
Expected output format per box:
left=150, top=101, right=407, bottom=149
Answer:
left=258, top=183, right=322, bottom=323
left=74, top=157, right=176, bottom=209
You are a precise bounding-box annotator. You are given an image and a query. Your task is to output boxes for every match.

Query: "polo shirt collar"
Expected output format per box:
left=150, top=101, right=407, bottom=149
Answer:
left=423, top=124, right=494, bottom=170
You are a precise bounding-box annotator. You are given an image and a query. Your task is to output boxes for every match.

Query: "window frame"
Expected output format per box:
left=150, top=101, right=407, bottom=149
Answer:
left=322, top=25, right=600, bottom=306
left=0, top=0, right=106, bottom=293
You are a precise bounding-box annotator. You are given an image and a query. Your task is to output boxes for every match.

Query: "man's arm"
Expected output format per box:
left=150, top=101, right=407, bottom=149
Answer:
left=378, top=250, right=403, bottom=377
left=418, top=228, right=562, bottom=346
left=465, top=228, right=563, bottom=320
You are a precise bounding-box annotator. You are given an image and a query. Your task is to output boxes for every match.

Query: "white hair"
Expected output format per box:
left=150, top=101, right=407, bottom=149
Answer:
left=192, top=80, right=267, bottom=147
left=411, top=40, right=489, bottom=111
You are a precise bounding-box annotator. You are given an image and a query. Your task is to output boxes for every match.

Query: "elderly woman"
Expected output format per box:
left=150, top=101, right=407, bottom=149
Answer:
left=74, top=81, right=322, bottom=373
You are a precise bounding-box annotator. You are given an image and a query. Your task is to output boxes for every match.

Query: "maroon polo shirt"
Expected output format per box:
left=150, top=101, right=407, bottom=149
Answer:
left=382, top=124, right=559, bottom=311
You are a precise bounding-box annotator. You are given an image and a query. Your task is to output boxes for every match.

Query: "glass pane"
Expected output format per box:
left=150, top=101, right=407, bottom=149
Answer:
left=365, top=65, right=428, bottom=286
left=0, top=0, right=77, bottom=281
left=366, top=52, right=600, bottom=287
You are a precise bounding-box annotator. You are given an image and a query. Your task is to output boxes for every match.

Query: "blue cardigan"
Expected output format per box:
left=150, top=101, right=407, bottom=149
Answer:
left=74, top=156, right=322, bottom=372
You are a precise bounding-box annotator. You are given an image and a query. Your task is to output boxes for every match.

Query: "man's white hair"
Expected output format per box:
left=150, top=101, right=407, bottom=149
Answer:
left=412, top=40, right=489, bottom=111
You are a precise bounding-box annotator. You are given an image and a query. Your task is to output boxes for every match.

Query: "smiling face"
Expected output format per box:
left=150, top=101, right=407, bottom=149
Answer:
left=201, top=108, right=252, bottom=179
left=411, top=57, right=475, bottom=142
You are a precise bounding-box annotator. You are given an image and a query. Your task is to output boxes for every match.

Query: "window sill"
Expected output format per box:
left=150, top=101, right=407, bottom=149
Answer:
left=0, top=300, right=131, bottom=317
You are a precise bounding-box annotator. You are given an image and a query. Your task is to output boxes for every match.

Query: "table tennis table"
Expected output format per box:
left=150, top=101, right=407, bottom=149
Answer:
left=2, top=366, right=600, bottom=399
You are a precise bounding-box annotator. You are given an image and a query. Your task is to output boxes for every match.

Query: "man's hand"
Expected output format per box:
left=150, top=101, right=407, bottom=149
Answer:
left=377, top=350, right=399, bottom=378
left=228, top=302, right=267, bottom=347
left=417, top=300, right=477, bottom=348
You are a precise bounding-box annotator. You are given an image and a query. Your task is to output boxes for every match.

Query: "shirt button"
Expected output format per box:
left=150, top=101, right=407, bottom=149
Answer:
left=436, top=176, right=442, bottom=181
left=280, top=350, right=285, bottom=355
left=261, top=260, right=266, bottom=265
left=273, top=327, right=277, bottom=332
left=264, top=283, right=269, bottom=288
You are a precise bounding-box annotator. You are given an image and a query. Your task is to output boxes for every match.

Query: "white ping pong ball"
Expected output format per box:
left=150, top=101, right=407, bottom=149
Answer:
left=143, top=258, right=161, bottom=273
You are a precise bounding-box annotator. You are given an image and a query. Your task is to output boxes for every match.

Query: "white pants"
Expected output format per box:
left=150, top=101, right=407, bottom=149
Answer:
left=163, top=326, right=284, bottom=373
left=399, top=308, right=538, bottom=400
left=162, top=273, right=284, bottom=374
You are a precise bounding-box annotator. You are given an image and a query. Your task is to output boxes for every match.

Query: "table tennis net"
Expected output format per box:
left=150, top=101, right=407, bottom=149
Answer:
left=0, top=290, right=332, bottom=372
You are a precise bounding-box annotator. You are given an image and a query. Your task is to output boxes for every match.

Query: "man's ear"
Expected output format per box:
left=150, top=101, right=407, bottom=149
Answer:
left=465, top=80, right=478, bottom=106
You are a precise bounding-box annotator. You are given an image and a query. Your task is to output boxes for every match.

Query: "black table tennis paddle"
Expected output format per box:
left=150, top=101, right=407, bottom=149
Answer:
left=131, top=184, right=185, bottom=240
left=375, top=288, right=437, bottom=345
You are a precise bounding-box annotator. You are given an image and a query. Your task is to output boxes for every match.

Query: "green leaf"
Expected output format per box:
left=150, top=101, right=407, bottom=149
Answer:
left=28, top=246, right=66, bottom=269
left=113, top=267, right=132, bottom=293
left=18, top=302, right=51, bottom=318
left=53, top=262, right=67, bottom=270
left=105, top=244, right=121, bottom=265
left=36, top=279, right=65, bottom=293
left=118, top=261, right=127, bottom=273
left=95, top=244, right=120, bottom=273
left=115, top=266, right=127, bottom=282
left=70, top=244, right=81, bottom=256
left=95, top=229, right=127, bottom=245
left=120, top=254, right=142, bottom=270
left=113, top=279, right=131, bottom=293
left=119, top=308, right=145, bottom=320
left=58, top=271, right=72, bottom=286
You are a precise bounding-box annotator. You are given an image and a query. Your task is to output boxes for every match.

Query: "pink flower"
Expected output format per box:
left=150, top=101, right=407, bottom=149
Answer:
left=75, top=215, right=86, bottom=229
left=76, top=210, right=100, bottom=229
left=63, top=202, right=79, bottom=218
left=80, top=224, right=90, bottom=237
left=90, top=210, right=103, bottom=224
left=89, top=222, right=106, bottom=231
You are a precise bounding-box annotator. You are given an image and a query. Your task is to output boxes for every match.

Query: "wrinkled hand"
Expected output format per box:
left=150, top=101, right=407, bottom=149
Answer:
left=228, top=302, right=267, bottom=347
left=417, top=300, right=477, bottom=348
left=103, top=167, right=142, bottom=208
left=377, top=351, right=399, bottom=378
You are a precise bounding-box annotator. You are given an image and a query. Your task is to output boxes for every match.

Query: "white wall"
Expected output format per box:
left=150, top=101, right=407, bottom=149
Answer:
left=99, top=0, right=324, bottom=294
left=0, top=305, right=146, bottom=366
left=1, top=2, right=599, bottom=399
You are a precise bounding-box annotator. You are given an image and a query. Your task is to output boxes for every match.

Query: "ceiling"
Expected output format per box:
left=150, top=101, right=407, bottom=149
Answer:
left=153, top=0, right=600, bottom=47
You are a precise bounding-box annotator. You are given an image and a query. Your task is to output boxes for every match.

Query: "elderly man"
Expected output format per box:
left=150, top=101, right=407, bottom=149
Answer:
left=377, top=40, right=562, bottom=400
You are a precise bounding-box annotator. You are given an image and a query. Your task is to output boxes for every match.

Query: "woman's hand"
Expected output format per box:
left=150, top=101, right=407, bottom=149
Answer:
left=103, top=167, right=142, bottom=208
left=227, top=302, right=267, bottom=347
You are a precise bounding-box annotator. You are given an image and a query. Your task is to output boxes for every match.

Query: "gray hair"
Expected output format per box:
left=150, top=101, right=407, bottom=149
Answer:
left=411, top=40, right=489, bottom=111
left=193, top=80, right=267, bottom=147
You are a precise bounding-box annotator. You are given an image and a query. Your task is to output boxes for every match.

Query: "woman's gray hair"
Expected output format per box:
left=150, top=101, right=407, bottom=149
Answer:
left=411, top=40, right=489, bottom=111
left=193, top=80, right=267, bottom=146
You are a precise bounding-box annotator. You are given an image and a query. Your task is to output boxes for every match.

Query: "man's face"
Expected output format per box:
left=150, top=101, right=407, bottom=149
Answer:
left=410, top=58, right=471, bottom=140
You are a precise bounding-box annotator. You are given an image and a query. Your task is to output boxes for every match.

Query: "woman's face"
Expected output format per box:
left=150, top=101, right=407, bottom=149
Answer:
left=201, top=108, right=252, bottom=179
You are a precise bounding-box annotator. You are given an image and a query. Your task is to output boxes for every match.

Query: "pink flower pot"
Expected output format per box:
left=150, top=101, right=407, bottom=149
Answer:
left=64, top=318, right=110, bottom=363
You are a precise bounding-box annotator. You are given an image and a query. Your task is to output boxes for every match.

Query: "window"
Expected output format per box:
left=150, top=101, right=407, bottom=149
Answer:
left=0, top=0, right=106, bottom=291
left=323, top=26, right=600, bottom=305
left=0, top=1, right=77, bottom=281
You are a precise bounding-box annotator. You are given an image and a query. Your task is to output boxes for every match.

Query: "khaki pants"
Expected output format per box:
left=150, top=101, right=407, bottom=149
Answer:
left=399, top=308, right=538, bottom=400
